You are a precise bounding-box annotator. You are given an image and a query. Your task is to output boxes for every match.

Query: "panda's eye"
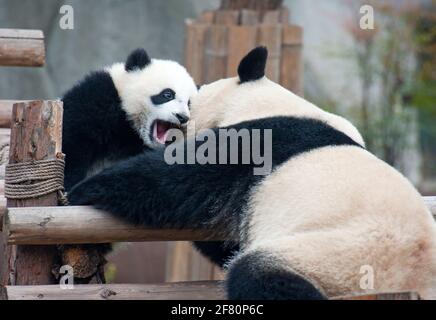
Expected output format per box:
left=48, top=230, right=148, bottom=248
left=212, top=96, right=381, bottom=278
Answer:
left=151, top=88, right=175, bottom=105
left=161, top=89, right=175, bottom=100
left=188, top=100, right=191, bottom=108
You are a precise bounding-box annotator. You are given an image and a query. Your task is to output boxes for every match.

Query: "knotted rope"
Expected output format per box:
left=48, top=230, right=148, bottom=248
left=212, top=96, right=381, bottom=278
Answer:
left=5, top=157, right=67, bottom=203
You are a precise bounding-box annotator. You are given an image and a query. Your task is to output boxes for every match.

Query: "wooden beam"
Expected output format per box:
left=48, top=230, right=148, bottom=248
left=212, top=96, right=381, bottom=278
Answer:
left=0, top=29, right=45, bottom=67
left=0, top=101, right=63, bottom=286
left=1, top=281, right=225, bottom=300
left=2, top=197, right=435, bottom=245
left=4, top=206, right=223, bottom=245
left=0, top=281, right=418, bottom=300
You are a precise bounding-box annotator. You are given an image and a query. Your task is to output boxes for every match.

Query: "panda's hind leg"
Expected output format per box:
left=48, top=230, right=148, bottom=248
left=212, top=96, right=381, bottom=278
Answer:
left=225, top=250, right=326, bottom=300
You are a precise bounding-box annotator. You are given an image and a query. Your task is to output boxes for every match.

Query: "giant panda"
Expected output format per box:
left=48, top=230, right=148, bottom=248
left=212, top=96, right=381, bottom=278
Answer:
left=68, top=47, right=436, bottom=299
left=62, top=48, right=197, bottom=191
left=60, top=48, right=198, bottom=281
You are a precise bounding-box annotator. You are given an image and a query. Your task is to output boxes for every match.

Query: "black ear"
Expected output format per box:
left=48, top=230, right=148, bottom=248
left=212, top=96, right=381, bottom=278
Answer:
left=125, top=48, right=151, bottom=72
left=238, top=46, right=268, bottom=83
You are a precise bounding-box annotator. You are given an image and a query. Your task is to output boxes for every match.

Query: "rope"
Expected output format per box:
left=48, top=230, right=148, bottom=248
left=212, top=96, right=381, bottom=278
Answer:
left=5, top=158, right=66, bottom=201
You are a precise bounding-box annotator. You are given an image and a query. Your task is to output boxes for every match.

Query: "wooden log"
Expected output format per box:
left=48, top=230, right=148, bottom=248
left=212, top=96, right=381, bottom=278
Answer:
left=333, top=291, right=420, bottom=300
left=0, top=282, right=419, bottom=300
left=214, top=10, right=240, bottom=25
left=226, top=25, right=258, bottom=77
left=280, top=25, right=303, bottom=96
left=0, top=29, right=45, bottom=67
left=4, top=206, right=224, bottom=245
left=0, top=101, right=63, bottom=286
left=203, top=25, right=229, bottom=84
left=240, top=10, right=260, bottom=25
left=166, top=242, right=221, bottom=282
left=220, top=0, right=284, bottom=11
left=257, top=25, right=282, bottom=82
left=279, top=7, right=290, bottom=24
left=262, top=10, right=281, bottom=24
left=3, top=197, right=435, bottom=245
left=1, top=281, right=225, bottom=300
left=184, top=21, right=209, bottom=84
left=165, top=242, right=194, bottom=282
left=198, top=10, right=215, bottom=24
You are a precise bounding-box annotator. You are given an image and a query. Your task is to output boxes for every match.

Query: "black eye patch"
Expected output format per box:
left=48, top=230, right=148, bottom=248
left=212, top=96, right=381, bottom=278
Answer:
left=151, top=88, right=175, bottom=105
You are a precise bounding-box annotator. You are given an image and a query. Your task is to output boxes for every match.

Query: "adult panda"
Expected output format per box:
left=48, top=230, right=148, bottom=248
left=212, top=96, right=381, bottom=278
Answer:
left=62, top=48, right=197, bottom=191
left=68, top=47, right=436, bottom=299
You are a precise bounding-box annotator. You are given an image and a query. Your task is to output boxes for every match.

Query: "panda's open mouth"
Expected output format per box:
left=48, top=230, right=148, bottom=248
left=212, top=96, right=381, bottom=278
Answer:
left=151, top=120, right=181, bottom=145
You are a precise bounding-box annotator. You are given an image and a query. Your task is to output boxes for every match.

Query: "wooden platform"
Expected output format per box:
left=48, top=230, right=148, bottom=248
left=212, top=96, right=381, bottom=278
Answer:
left=0, top=281, right=419, bottom=300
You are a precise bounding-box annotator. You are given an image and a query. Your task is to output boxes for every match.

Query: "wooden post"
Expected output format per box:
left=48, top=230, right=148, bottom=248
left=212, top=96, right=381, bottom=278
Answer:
left=226, top=26, right=258, bottom=77
left=257, top=25, right=282, bottom=82
left=203, top=25, right=229, bottom=84
left=280, top=25, right=303, bottom=96
left=184, top=21, right=209, bottom=85
left=0, top=100, right=62, bottom=285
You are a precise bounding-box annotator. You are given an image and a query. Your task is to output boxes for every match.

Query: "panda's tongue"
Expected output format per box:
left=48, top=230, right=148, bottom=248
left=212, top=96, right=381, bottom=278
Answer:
left=153, top=120, right=171, bottom=144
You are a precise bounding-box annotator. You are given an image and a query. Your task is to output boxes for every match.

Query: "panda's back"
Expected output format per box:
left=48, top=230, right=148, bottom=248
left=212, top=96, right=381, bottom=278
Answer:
left=245, top=145, right=436, bottom=297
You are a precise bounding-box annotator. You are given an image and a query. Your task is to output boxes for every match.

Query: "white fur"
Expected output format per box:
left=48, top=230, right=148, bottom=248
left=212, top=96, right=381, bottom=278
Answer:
left=191, top=77, right=365, bottom=147
left=108, top=60, right=197, bottom=147
left=190, top=76, right=436, bottom=298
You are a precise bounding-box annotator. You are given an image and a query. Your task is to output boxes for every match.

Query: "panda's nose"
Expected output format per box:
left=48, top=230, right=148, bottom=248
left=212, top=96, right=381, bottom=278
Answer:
left=175, top=113, right=189, bottom=125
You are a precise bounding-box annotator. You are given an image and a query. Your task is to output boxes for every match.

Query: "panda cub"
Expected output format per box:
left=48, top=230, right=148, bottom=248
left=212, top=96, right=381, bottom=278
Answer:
left=68, top=47, right=436, bottom=299
left=62, top=48, right=197, bottom=191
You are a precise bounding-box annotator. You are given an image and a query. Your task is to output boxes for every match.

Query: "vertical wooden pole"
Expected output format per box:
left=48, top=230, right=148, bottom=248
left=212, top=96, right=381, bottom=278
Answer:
left=214, top=10, right=240, bottom=25
left=257, top=25, right=282, bottom=82
left=0, top=100, right=63, bottom=285
left=203, top=25, right=229, bottom=84
left=185, top=20, right=209, bottom=85
left=240, top=10, right=260, bottom=25
left=226, top=26, right=258, bottom=77
left=280, top=25, right=303, bottom=96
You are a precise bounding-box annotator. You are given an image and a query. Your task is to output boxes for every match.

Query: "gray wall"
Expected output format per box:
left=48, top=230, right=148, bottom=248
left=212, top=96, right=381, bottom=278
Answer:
left=0, top=0, right=219, bottom=100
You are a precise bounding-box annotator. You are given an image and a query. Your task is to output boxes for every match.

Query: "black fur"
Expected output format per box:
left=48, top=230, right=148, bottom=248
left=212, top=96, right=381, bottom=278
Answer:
left=238, top=46, right=268, bottom=83
left=193, top=241, right=239, bottom=267
left=226, top=251, right=326, bottom=300
left=125, top=48, right=151, bottom=72
left=151, top=88, right=176, bottom=105
left=62, top=70, right=145, bottom=191
left=68, top=116, right=362, bottom=239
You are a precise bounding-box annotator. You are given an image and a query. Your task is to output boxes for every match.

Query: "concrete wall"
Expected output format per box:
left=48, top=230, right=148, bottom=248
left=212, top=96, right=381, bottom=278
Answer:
left=0, top=0, right=219, bottom=100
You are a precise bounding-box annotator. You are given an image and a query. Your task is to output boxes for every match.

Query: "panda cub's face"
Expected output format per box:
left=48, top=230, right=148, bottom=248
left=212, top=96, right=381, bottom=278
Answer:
left=108, top=48, right=197, bottom=148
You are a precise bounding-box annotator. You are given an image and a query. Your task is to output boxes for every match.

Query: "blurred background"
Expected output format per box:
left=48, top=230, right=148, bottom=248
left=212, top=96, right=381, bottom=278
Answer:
left=0, top=0, right=435, bottom=283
